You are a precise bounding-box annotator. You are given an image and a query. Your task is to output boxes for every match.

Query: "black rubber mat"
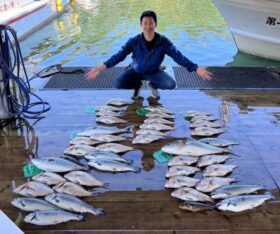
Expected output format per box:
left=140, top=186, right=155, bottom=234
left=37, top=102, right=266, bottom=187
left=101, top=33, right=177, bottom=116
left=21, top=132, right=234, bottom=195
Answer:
left=42, top=67, right=125, bottom=90
left=173, top=66, right=280, bottom=89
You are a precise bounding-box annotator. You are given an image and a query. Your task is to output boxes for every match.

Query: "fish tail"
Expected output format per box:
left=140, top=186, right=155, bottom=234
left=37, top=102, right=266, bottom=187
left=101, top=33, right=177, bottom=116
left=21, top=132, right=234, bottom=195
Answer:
left=102, top=183, right=111, bottom=189
left=90, top=190, right=101, bottom=199
left=78, top=214, right=86, bottom=222
left=133, top=167, right=141, bottom=173
left=92, top=208, right=105, bottom=216
left=126, top=159, right=134, bottom=165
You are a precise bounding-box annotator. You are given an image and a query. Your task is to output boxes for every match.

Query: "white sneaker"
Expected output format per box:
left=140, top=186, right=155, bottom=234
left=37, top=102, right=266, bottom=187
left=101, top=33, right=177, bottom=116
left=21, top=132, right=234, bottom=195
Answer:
left=146, top=81, right=160, bottom=99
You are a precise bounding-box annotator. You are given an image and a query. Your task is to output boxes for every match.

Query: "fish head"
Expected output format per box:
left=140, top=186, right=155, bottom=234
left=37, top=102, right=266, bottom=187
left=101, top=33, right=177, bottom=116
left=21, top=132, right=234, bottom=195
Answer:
left=11, top=198, right=24, bottom=208
left=24, top=212, right=37, bottom=223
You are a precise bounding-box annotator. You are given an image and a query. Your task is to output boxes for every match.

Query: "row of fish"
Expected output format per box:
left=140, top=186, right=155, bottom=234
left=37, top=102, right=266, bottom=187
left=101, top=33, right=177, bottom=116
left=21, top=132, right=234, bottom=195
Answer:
left=162, top=110, right=274, bottom=212
left=133, top=106, right=175, bottom=144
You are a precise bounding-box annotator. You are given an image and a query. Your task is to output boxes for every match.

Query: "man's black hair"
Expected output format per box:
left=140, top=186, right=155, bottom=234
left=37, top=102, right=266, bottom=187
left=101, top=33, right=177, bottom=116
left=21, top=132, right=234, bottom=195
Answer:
left=140, top=11, right=157, bottom=24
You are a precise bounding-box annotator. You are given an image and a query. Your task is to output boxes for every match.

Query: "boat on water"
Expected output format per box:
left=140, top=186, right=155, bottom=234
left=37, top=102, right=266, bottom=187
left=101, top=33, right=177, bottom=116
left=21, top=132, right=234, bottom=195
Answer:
left=0, top=0, right=70, bottom=40
left=212, top=0, right=280, bottom=61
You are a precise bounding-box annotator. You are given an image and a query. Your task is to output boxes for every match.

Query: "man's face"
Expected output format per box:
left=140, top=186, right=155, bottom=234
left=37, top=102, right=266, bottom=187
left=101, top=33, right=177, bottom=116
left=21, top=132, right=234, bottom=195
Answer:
left=140, top=16, right=157, bottom=34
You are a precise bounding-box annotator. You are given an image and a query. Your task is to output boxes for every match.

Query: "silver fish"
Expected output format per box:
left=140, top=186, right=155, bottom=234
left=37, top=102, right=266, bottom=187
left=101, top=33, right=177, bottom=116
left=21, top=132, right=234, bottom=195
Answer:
left=96, top=116, right=127, bottom=124
left=199, top=138, right=239, bottom=147
left=70, top=137, right=100, bottom=146
left=166, top=165, right=200, bottom=177
left=161, top=140, right=227, bottom=157
left=96, top=143, right=133, bottom=153
left=32, top=172, right=66, bottom=185
left=24, top=210, right=84, bottom=225
left=144, top=106, right=173, bottom=114
left=203, top=164, right=237, bottom=177
left=196, top=177, right=237, bottom=193
left=211, top=185, right=265, bottom=199
left=132, top=134, right=164, bottom=144
left=190, top=115, right=218, bottom=122
left=88, top=159, right=141, bottom=173
left=90, top=134, right=127, bottom=143
left=136, top=128, right=167, bottom=136
left=179, top=201, right=215, bottom=212
left=190, top=121, right=225, bottom=128
left=107, top=98, right=130, bottom=106
left=168, top=156, right=198, bottom=166
left=85, top=151, right=133, bottom=164
left=96, top=105, right=127, bottom=112
left=96, top=109, right=124, bottom=117
left=146, top=112, right=174, bottom=119
left=11, top=197, right=59, bottom=212
left=197, top=155, right=231, bottom=168
left=144, top=117, right=174, bottom=125
left=140, top=123, right=174, bottom=131
left=31, top=157, right=85, bottom=172
left=191, top=127, right=225, bottom=137
left=53, top=182, right=93, bottom=197
left=45, top=193, right=104, bottom=216
left=14, top=181, right=54, bottom=197
left=64, top=144, right=96, bottom=157
left=185, top=110, right=211, bottom=118
left=78, top=126, right=131, bottom=136
left=171, top=187, right=213, bottom=202
left=216, top=194, right=274, bottom=212
left=165, top=176, right=199, bottom=188
left=64, top=171, right=107, bottom=187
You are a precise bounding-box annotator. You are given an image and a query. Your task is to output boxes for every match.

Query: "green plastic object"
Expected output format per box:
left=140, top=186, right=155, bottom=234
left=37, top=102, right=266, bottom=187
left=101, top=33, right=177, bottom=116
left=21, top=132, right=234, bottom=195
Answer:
left=85, top=106, right=97, bottom=114
left=136, top=108, right=150, bottom=116
left=69, top=131, right=79, bottom=139
left=153, top=150, right=173, bottom=163
left=23, top=164, right=44, bottom=178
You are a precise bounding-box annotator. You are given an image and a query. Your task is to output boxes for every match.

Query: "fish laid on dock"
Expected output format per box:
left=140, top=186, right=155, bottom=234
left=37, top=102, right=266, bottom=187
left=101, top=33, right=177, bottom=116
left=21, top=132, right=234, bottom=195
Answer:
left=11, top=197, right=59, bottom=212
left=70, top=137, right=100, bottom=146
left=31, top=157, right=85, bottom=172
left=167, top=156, right=198, bottom=166
left=196, top=177, right=237, bottom=193
left=96, top=143, right=133, bottom=153
left=166, top=165, right=200, bottom=177
left=165, top=176, right=199, bottom=188
left=96, top=116, right=127, bottom=124
left=140, top=123, right=174, bottom=131
left=216, top=194, right=274, bottom=212
left=78, top=126, right=132, bottom=136
left=88, top=159, right=141, bottom=173
left=161, top=140, right=227, bottom=157
left=32, top=172, right=66, bottom=185
left=64, top=171, right=107, bottom=187
left=64, top=144, right=96, bottom=157
left=45, top=193, right=104, bottom=216
left=90, top=134, right=127, bottom=143
left=24, top=210, right=84, bottom=226
left=14, top=181, right=54, bottom=197
left=85, top=151, right=133, bottom=164
left=197, top=155, right=231, bottom=168
left=211, top=185, right=265, bottom=199
left=198, top=138, right=239, bottom=147
left=171, top=187, right=213, bottom=203
left=203, top=164, right=237, bottom=177
left=132, top=134, right=164, bottom=144
left=53, top=182, right=95, bottom=197
left=179, top=201, right=215, bottom=212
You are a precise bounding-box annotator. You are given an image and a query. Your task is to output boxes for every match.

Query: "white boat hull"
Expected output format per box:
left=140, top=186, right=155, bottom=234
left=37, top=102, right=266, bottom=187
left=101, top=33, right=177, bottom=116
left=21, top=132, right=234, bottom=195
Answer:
left=212, top=0, right=280, bottom=61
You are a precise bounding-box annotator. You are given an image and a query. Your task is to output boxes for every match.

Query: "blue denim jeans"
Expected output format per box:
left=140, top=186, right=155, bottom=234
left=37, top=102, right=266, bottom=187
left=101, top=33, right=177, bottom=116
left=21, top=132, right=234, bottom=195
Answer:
left=114, top=68, right=176, bottom=90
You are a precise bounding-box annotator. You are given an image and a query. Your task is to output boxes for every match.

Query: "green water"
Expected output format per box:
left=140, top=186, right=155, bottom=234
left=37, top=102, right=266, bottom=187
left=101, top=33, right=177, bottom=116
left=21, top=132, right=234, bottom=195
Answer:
left=21, top=0, right=280, bottom=70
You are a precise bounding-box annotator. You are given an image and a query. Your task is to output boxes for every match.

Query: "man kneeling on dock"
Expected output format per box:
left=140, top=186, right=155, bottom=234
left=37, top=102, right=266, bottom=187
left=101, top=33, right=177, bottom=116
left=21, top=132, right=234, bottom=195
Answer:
left=86, top=10, right=213, bottom=100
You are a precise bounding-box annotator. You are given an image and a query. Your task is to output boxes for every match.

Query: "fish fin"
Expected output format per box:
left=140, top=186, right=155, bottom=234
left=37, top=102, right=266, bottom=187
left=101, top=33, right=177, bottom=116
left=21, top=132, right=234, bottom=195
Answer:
left=133, top=167, right=141, bottom=174
left=89, top=190, right=101, bottom=199
left=228, top=149, right=242, bottom=157
left=93, top=208, right=105, bottom=216
left=102, top=183, right=110, bottom=189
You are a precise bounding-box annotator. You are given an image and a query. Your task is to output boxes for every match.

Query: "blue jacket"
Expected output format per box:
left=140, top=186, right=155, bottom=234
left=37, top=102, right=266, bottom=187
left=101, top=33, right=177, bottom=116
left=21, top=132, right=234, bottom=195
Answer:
left=104, top=33, right=198, bottom=75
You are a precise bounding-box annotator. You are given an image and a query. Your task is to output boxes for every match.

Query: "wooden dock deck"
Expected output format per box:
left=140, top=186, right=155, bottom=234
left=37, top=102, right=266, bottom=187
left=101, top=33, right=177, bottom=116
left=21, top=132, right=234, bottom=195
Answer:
left=1, top=80, right=280, bottom=233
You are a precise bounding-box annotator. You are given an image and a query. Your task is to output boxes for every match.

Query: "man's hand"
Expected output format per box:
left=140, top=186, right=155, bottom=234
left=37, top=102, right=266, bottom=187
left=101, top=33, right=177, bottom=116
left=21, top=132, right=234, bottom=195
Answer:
left=85, top=64, right=106, bottom=80
left=196, top=67, right=213, bottom=81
